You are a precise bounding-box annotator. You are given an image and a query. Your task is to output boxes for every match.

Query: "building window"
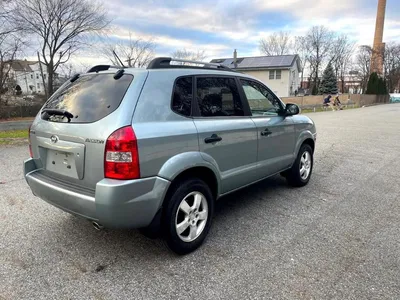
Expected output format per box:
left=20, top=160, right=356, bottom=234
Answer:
left=269, top=70, right=275, bottom=80
left=36, top=74, right=39, bottom=79
left=31, top=74, right=33, bottom=79
left=276, top=70, right=281, bottom=80
left=43, top=74, right=46, bottom=80
left=37, top=83, right=40, bottom=89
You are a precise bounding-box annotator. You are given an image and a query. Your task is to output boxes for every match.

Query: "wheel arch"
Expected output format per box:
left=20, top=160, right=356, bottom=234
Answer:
left=157, top=152, right=221, bottom=206
left=294, top=131, right=315, bottom=156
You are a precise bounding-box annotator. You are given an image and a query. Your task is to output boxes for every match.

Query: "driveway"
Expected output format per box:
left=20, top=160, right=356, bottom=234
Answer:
left=1, top=104, right=399, bottom=299
left=0, top=120, right=33, bottom=131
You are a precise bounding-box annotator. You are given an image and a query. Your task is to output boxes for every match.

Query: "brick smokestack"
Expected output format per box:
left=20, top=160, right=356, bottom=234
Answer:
left=370, top=0, right=386, bottom=75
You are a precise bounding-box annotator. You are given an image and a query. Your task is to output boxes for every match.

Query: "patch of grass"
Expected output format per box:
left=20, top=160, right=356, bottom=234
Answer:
left=0, top=130, right=28, bottom=139
left=301, top=105, right=360, bottom=114
left=0, top=130, right=28, bottom=145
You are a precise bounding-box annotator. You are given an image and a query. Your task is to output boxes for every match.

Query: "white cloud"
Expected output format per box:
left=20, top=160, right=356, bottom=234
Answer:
left=103, top=0, right=257, bottom=41
left=109, top=26, right=230, bottom=57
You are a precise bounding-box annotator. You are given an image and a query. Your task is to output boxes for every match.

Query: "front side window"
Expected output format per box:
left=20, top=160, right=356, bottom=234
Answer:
left=172, top=76, right=192, bottom=116
left=196, top=77, right=244, bottom=117
left=240, top=79, right=283, bottom=116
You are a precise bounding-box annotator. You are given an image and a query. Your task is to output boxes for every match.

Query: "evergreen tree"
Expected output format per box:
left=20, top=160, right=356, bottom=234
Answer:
left=318, top=63, right=338, bottom=95
left=366, top=72, right=379, bottom=94
left=366, top=72, right=388, bottom=95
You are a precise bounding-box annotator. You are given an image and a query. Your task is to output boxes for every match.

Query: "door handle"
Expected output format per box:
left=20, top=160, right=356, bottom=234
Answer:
left=261, top=129, right=272, bottom=136
left=204, top=134, right=222, bottom=144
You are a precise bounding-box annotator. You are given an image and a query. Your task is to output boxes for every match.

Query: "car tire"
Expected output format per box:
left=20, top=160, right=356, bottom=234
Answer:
left=286, top=144, right=313, bottom=187
left=162, top=178, right=214, bottom=255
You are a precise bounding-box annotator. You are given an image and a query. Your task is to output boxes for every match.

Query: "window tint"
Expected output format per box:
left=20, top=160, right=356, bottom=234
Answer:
left=172, top=76, right=192, bottom=116
left=240, top=79, right=283, bottom=116
left=41, top=73, right=133, bottom=123
left=196, top=77, right=244, bottom=117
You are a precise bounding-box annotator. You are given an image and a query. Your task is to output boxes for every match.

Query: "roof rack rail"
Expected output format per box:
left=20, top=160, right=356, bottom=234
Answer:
left=147, top=57, right=233, bottom=71
left=87, top=65, right=122, bottom=73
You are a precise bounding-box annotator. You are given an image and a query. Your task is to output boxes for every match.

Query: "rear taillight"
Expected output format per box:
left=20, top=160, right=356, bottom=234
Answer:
left=28, top=125, right=33, bottom=158
left=104, top=126, right=140, bottom=180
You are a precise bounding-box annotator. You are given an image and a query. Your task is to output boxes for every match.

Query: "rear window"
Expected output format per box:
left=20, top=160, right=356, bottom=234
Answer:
left=41, top=73, right=133, bottom=123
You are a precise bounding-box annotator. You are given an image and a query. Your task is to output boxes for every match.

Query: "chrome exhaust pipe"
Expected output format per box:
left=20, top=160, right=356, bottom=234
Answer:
left=92, top=221, right=104, bottom=231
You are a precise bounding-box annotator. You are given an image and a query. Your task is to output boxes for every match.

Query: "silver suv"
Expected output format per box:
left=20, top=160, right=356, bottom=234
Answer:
left=24, top=57, right=316, bottom=254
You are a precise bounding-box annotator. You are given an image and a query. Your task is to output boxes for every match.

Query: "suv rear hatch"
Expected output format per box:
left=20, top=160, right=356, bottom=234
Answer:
left=29, top=69, right=148, bottom=190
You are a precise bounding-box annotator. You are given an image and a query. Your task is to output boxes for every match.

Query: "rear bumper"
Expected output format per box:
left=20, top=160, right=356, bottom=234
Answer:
left=24, top=158, right=170, bottom=228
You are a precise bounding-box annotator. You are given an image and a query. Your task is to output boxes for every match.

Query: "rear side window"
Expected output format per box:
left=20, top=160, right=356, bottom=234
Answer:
left=172, top=76, right=192, bottom=116
left=196, top=77, right=244, bottom=117
left=41, top=73, right=133, bottom=123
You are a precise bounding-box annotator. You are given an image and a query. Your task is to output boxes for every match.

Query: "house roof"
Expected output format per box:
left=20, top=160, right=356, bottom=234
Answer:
left=8, top=60, right=38, bottom=72
left=210, top=54, right=301, bottom=71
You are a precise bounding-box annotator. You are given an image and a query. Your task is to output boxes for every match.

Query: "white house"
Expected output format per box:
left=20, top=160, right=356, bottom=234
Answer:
left=210, top=54, right=302, bottom=98
left=7, top=60, right=49, bottom=95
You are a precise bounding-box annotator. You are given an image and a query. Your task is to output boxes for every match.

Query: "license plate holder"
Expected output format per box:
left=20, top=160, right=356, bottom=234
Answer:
left=46, top=150, right=79, bottom=179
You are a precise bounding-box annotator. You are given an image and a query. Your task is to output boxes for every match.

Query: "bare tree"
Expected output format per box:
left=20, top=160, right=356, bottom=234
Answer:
left=10, top=0, right=109, bottom=96
left=294, top=36, right=308, bottom=87
left=354, top=45, right=373, bottom=93
left=383, top=42, right=400, bottom=93
left=259, top=31, right=293, bottom=56
left=104, top=32, right=156, bottom=68
left=329, top=34, right=355, bottom=93
left=0, top=36, right=22, bottom=104
left=304, top=26, right=335, bottom=94
left=171, top=49, right=207, bottom=61
left=0, top=0, right=21, bottom=37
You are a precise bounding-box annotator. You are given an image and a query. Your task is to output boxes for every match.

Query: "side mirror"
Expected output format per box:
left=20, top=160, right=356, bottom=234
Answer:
left=285, top=103, right=300, bottom=116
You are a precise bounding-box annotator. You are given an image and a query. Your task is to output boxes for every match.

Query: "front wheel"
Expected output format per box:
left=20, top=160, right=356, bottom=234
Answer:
left=162, top=178, right=214, bottom=255
left=286, top=144, right=313, bottom=187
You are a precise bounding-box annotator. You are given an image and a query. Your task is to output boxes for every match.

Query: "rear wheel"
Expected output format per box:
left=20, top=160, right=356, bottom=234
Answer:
left=162, top=178, right=214, bottom=255
left=286, top=144, right=313, bottom=187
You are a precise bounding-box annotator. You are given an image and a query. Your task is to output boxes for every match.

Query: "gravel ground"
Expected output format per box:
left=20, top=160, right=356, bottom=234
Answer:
left=1, top=104, right=399, bottom=300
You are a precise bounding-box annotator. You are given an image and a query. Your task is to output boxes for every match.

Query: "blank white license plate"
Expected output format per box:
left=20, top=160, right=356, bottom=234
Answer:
left=46, top=150, right=78, bottom=179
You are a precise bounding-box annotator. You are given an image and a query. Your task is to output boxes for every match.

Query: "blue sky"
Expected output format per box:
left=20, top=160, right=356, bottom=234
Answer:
left=75, top=0, right=400, bottom=66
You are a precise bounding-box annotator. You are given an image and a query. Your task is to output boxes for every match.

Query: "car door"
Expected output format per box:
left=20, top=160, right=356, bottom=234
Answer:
left=239, top=78, right=296, bottom=178
left=193, top=76, right=258, bottom=194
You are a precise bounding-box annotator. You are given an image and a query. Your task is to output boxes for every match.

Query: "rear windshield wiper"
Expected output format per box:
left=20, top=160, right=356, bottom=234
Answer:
left=42, top=108, right=74, bottom=122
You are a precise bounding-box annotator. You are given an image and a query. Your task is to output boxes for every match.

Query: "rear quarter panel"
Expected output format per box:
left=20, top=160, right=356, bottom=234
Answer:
left=133, top=71, right=200, bottom=179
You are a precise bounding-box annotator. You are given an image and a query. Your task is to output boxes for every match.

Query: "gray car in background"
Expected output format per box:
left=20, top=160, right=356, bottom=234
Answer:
left=23, top=57, right=317, bottom=254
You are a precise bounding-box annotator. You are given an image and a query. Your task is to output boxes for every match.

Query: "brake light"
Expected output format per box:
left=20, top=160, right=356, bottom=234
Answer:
left=28, top=125, right=33, bottom=158
left=104, top=126, right=140, bottom=180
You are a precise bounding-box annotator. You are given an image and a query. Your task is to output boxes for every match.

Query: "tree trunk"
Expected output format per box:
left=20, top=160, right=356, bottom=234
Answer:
left=47, top=62, right=54, bottom=97
left=341, top=74, right=345, bottom=93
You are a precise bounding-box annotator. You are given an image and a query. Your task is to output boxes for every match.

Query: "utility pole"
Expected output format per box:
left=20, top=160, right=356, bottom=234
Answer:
left=37, top=51, right=48, bottom=99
